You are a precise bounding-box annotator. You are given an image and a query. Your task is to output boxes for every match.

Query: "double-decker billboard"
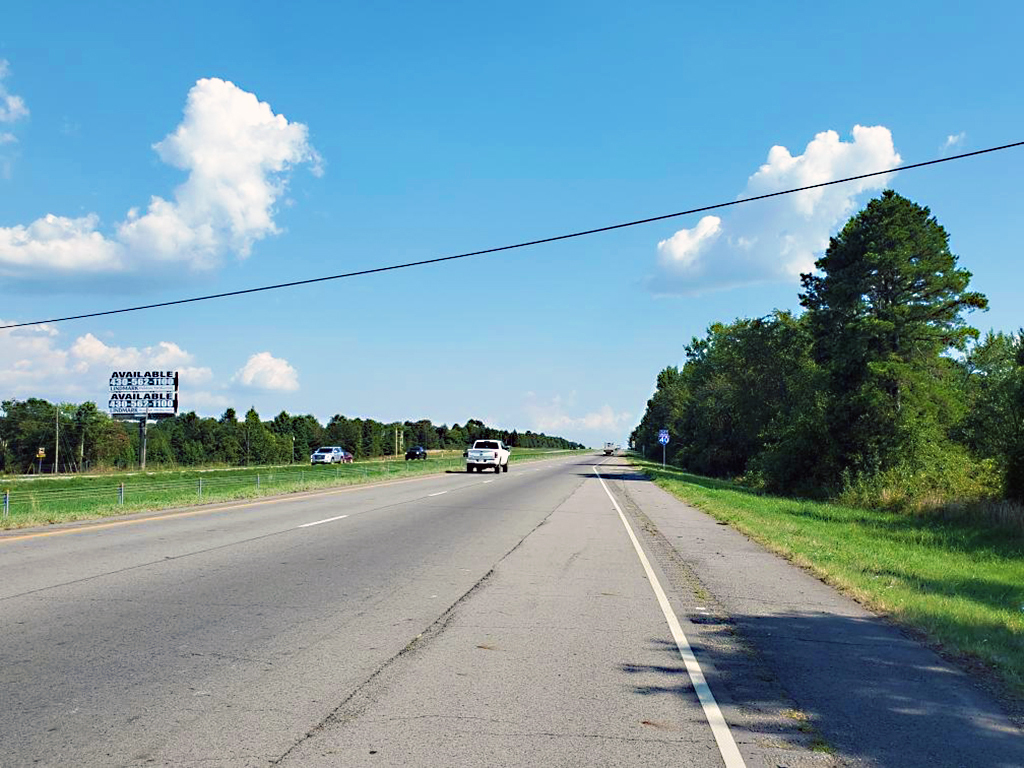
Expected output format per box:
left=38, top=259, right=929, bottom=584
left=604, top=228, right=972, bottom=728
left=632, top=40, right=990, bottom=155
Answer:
left=108, top=370, right=179, bottom=419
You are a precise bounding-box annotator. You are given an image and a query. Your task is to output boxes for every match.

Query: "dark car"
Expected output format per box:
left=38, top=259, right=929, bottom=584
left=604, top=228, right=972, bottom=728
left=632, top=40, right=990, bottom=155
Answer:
left=405, top=445, right=428, bottom=460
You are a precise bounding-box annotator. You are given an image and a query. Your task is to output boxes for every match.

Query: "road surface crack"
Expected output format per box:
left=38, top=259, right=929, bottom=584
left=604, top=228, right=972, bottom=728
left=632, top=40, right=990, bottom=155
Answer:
left=268, top=504, right=562, bottom=765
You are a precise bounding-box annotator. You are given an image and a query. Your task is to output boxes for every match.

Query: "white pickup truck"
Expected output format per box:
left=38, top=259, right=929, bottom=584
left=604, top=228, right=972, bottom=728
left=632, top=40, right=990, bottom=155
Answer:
left=466, top=439, right=510, bottom=473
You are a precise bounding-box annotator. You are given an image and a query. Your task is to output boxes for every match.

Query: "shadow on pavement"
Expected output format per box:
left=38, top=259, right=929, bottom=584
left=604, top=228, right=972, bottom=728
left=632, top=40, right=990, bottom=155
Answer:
left=618, top=612, right=1024, bottom=768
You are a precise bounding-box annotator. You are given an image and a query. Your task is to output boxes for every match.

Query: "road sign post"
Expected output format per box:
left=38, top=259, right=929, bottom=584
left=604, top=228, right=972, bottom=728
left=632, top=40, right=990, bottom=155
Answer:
left=658, top=429, right=670, bottom=468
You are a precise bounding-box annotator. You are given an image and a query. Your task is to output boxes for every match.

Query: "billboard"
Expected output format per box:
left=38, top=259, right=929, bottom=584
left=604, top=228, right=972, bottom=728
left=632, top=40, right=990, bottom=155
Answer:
left=108, top=370, right=179, bottom=419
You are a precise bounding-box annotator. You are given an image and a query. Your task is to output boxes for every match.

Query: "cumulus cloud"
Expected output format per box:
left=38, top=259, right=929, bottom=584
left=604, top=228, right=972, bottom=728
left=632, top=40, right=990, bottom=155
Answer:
left=69, top=333, right=212, bottom=384
left=0, top=322, right=74, bottom=398
left=525, top=393, right=631, bottom=435
left=233, top=352, right=299, bottom=391
left=0, top=322, right=213, bottom=407
left=650, top=125, right=901, bottom=295
left=0, top=214, right=123, bottom=273
left=0, top=60, right=29, bottom=125
left=0, top=77, right=320, bottom=280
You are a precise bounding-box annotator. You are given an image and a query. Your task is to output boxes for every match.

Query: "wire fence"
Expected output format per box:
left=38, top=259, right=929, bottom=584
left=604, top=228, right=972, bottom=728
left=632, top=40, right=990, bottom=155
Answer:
left=0, top=450, right=581, bottom=526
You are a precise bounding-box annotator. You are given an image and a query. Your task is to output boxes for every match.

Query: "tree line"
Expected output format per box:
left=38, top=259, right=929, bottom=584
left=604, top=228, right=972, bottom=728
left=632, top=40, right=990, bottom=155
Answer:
left=632, top=191, right=1024, bottom=508
left=0, top=402, right=583, bottom=474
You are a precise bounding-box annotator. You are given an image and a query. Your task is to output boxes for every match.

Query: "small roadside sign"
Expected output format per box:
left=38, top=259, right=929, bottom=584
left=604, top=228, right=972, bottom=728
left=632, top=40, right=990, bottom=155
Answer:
left=657, top=429, right=669, bottom=468
left=36, top=448, right=46, bottom=458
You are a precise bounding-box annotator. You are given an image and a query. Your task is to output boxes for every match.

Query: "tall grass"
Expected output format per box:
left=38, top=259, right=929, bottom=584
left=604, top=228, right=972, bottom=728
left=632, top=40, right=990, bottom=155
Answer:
left=835, top=455, right=1024, bottom=535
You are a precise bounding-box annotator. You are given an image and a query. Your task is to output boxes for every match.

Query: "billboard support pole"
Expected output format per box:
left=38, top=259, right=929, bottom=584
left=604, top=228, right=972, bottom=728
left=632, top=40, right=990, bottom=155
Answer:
left=138, top=417, right=148, bottom=470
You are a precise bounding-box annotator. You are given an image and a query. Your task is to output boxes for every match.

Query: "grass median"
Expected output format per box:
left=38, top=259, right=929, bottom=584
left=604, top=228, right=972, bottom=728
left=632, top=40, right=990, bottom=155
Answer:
left=629, top=457, right=1024, bottom=698
left=0, top=449, right=584, bottom=530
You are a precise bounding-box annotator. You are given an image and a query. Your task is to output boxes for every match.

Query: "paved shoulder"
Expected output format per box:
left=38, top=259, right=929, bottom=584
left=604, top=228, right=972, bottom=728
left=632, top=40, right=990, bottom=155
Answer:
left=598, top=459, right=1024, bottom=768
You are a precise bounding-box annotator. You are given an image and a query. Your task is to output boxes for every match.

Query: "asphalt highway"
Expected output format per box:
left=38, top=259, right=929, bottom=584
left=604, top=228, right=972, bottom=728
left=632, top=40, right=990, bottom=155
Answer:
left=1, top=454, right=1021, bottom=767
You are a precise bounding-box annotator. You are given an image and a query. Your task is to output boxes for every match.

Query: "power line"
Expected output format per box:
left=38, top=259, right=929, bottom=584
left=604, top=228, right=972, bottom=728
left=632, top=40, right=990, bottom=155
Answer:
left=3, top=140, right=1022, bottom=331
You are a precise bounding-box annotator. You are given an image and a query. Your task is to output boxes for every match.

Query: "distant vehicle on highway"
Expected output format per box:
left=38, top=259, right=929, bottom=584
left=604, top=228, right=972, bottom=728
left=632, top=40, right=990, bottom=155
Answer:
left=310, top=446, right=353, bottom=464
left=466, top=440, right=510, bottom=473
left=405, top=445, right=428, bottom=460
left=603, top=442, right=618, bottom=455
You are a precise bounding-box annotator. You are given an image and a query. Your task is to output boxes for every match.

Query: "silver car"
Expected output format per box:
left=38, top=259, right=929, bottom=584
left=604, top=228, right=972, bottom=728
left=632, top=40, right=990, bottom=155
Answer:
left=310, top=446, right=350, bottom=464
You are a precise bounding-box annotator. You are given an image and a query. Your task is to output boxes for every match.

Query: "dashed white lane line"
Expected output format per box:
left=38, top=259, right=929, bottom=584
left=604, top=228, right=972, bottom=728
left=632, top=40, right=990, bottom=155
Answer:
left=297, top=514, right=349, bottom=528
left=482, top=480, right=493, bottom=484
left=428, top=491, right=447, bottom=497
left=594, top=465, right=746, bottom=768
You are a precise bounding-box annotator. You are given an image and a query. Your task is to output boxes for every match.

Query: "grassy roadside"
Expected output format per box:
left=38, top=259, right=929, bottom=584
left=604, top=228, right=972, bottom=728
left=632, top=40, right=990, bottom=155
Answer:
left=0, top=448, right=584, bottom=530
left=628, top=457, right=1024, bottom=698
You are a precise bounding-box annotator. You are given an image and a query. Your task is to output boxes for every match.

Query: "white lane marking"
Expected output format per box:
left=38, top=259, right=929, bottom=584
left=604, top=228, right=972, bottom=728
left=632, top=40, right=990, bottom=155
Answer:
left=298, top=514, right=349, bottom=528
left=594, top=466, right=746, bottom=768
left=482, top=480, right=493, bottom=484
left=428, top=491, right=447, bottom=497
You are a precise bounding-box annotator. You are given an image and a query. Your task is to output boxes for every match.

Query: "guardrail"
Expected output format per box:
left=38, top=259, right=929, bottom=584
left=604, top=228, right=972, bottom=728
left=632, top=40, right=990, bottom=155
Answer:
left=0, top=450, right=584, bottom=526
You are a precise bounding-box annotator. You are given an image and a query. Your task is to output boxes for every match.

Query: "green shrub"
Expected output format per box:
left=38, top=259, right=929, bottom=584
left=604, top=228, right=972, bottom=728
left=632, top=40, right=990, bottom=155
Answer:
left=837, top=447, right=1001, bottom=513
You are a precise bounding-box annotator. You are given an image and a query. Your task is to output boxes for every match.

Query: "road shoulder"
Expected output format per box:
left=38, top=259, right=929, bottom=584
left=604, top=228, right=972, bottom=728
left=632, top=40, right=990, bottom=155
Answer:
left=599, top=458, right=1024, bottom=768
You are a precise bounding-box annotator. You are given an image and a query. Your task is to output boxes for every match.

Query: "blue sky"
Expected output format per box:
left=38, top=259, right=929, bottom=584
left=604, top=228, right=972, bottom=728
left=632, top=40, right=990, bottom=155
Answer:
left=1, top=1, right=1022, bottom=446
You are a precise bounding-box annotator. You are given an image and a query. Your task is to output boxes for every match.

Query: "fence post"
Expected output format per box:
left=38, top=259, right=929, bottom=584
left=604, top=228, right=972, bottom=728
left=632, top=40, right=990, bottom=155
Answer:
left=256, top=473, right=260, bottom=491
left=300, top=470, right=304, bottom=484
left=118, top=483, right=124, bottom=505
left=3, top=490, right=9, bottom=520
left=198, top=478, right=202, bottom=500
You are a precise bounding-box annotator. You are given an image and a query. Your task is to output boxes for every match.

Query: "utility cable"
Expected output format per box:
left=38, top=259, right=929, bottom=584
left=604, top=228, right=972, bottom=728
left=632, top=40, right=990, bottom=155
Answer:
left=3, top=140, right=1021, bottom=330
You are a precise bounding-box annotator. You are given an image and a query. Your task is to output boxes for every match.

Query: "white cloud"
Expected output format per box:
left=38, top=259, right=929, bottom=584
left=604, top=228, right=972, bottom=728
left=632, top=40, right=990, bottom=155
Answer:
left=0, top=322, right=75, bottom=398
left=0, top=77, right=320, bottom=280
left=0, top=62, right=27, bottom=180
left=233, top=352, right=299, bottom=391
left=0, top=322, right=212, bottom=405
left=68, top=333, right=212, bottom=384
left=657, top=215, right=722, bottom=271
left=0, top=60, right=29, bottom=124
left=524, top=393, right=630, bottom=435
left=183, top=389, right=231, bottom=412
left=0, top=214, right=123, bottom=273
left=943, top=132, right=966, bottom=151
left=650, top=125, right=901, bottom=295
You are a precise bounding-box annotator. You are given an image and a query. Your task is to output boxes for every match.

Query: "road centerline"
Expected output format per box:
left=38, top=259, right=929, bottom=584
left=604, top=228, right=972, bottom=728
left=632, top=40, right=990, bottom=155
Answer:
left=297, top=514, right=349, bottom=528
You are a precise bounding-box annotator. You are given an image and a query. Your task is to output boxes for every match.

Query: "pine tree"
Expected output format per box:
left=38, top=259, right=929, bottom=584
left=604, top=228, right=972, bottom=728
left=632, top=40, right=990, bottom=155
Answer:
left=799, top=191, right=987, bottom=479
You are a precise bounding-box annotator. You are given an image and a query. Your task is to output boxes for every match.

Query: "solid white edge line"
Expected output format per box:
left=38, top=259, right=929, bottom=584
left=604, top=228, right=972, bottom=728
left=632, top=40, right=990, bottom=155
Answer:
left=594, top=465, right=747, bottom=768
left=298, top=514, right=349, bottom=528
left=428, top=491, right=447, bottom=497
